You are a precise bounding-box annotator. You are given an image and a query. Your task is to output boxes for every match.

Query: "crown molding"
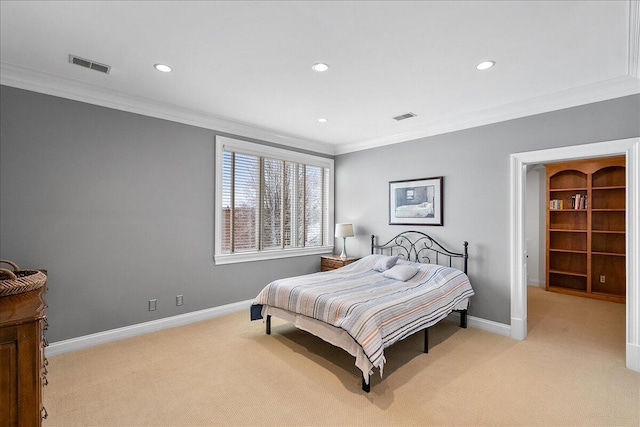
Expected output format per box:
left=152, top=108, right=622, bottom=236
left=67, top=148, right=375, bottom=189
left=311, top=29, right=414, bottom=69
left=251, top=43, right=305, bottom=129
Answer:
left=2, top=62, right=638, bottom=158
left=335, top=75, right=640, bottom=155
left=0, top=62, right=336, bottom=156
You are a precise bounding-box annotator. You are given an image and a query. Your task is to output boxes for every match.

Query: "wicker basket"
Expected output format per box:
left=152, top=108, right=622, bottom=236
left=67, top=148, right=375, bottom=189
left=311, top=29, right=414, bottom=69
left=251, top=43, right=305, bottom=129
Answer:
left=0, top=259, right=47, bottom=297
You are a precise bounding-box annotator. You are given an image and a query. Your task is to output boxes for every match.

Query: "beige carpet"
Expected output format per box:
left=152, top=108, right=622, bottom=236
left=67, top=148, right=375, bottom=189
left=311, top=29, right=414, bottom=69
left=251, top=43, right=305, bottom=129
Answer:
left=43, top=287, right=638, bottom=426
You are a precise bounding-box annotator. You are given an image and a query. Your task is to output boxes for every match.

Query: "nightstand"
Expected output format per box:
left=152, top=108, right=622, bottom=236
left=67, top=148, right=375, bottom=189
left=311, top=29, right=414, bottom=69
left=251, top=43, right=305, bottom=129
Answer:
left=321, top=255, right=360, bottom=272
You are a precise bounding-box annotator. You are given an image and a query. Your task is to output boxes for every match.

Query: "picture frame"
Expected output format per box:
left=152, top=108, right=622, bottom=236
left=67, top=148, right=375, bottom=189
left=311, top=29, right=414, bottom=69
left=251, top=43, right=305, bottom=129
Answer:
left=389, top=176, right=443, bottom=226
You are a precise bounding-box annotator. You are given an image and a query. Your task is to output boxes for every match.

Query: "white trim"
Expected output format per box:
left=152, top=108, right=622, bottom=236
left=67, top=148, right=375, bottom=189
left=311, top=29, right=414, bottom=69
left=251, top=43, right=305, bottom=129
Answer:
left=509, top=137, right=640, bottom=373
left=214, top=136, right=335, bottom=265
left=510, top=153, right=528, bottom=340
left=45, top=299, right=253, bottom=357
left=3, top=62, right=639, bottom=157
left=627, top=139, right=640, bottom=371
left=0, top=62, right=335, bottom=156
left=629, top=344, right=640, bottom=372
left=45, top=300, right=509, bottom=358
left=446, top=312, right=511, bottom=337
left=336, top=76, right=640, bottom=155
left=216, top=136, right=333, bottom=169
left=527, top=281, right=545, bottom=288
left=214, top=246, right=333, bottom=265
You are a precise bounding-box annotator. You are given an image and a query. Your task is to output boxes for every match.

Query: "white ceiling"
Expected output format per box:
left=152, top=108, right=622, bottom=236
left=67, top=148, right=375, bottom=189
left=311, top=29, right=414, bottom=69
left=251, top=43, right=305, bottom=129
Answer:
left=1, top=1, right=639, bottom=155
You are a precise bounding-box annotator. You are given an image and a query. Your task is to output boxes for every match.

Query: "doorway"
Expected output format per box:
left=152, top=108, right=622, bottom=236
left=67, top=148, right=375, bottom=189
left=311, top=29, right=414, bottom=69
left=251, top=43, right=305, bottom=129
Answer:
left=509, top=137, right=639, bottom=372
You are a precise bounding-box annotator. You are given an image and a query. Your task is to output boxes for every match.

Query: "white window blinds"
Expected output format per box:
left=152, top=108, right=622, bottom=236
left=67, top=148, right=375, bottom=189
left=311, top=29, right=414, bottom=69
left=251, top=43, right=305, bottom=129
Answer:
left=216, top=137, right=333, bottom=263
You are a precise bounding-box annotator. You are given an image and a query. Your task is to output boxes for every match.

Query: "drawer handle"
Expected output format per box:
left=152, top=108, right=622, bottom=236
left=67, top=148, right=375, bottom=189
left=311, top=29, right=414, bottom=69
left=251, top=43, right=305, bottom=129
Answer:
left=42, top=337, right=49, bottom=347
left=41, top=406, right=48, bottom=420
left=44, top=357, right=49, bottom=366
left=42, top=365, right=48, bottom=375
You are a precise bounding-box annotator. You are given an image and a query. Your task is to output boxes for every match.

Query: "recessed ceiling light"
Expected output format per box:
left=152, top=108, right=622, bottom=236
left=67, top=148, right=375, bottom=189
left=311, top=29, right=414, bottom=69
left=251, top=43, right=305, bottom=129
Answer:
left=318, top=118, right=328, bottom=123
left=476, top=61, right=495, bottom=70
left=154, top=63, right=172, bottom=73
left=312, top=63, right=329, bottom=72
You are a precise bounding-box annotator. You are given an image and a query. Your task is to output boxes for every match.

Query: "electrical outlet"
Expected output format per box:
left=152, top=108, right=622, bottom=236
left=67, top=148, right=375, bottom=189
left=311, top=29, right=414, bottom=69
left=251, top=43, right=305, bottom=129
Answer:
left=176, top=295, right=183, bottom=306
left=149, top=299, right=157, bottom=311
left=600, top=275, right=606, bottom=283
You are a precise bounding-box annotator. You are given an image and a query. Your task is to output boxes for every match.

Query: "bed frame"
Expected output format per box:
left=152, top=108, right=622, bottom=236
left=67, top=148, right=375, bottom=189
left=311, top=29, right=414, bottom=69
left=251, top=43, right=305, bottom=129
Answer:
left=264, top=230, right=470, bottom=393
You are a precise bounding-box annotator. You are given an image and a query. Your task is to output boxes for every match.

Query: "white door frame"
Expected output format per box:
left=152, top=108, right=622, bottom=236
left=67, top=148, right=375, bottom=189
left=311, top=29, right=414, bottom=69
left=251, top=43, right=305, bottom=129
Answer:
left=509, top=137, right=640, bottom=372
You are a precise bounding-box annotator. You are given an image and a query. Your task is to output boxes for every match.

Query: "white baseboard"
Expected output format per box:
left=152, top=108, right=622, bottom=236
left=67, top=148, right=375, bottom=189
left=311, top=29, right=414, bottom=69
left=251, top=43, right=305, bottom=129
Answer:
left=46, top=299, right=253, bottom=357
left=627, top=343, right=640, bottom=373
left=47, top=301, right=511, bottom=357
left=446, top=312, right=511, bottom=337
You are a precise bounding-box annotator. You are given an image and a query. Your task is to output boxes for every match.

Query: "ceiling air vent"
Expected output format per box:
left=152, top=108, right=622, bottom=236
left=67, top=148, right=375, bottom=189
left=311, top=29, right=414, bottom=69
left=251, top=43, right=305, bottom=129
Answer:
left=68, top=54, right=111, bottom=74
left=392, top=112, right=417, bottom=121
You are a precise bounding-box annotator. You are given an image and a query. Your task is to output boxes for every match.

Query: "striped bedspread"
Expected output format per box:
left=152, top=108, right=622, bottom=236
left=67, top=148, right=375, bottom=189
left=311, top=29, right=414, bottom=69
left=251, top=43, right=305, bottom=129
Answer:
left=252, top=255, right=474, bottom=372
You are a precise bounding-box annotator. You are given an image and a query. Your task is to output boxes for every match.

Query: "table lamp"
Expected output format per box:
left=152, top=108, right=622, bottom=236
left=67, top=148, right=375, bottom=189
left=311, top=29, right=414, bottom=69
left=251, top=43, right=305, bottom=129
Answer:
left=335, top=223, right=354, bottom=261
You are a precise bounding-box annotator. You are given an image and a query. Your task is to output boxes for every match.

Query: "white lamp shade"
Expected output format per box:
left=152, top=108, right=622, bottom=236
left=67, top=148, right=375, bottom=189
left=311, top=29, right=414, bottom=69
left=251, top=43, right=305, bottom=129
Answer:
left=335, top=223, right=354, bottom=238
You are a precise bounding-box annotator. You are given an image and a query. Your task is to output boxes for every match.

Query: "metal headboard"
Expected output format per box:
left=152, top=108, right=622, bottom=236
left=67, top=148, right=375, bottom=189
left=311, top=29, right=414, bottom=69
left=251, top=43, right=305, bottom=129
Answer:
left=371, top=231, right=468, bottom=274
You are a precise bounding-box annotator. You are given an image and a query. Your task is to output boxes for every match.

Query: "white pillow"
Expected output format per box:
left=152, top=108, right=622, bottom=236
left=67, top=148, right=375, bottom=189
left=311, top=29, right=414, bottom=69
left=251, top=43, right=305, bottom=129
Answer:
left=373, top=256, right=399, bottom=272
left=382, top=264, right=419, bottom=281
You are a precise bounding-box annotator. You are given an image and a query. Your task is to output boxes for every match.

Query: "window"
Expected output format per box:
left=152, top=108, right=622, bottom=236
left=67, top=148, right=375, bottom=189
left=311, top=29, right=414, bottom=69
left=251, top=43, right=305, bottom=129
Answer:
left=215, top=136, right=334, bottom=264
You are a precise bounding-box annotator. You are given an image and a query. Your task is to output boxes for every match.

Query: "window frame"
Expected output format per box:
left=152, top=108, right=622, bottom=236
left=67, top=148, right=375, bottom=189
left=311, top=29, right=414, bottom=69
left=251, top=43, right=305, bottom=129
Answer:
left=214, top=136, right=334, bottom=265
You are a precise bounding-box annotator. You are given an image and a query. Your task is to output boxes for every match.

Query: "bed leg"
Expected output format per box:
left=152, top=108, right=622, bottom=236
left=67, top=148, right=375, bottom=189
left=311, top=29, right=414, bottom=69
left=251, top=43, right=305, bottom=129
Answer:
left=266, top=315, right=271, bottom=335
left=459, top=309, right=468, bottom=328
left=362, top=374, right=370, bottom=393
left=424, top=327, right=429, bottom=353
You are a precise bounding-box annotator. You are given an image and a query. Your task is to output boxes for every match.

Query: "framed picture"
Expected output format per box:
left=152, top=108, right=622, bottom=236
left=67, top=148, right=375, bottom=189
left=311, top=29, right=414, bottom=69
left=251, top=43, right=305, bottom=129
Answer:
left=389, top=176, right=443, bottom=226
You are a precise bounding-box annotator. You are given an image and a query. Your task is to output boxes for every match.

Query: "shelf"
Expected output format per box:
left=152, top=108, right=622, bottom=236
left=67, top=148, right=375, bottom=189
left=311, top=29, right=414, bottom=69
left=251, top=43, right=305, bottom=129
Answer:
left=548, top=273, right=587, bottom=292
left=549, top=169, right=587, bottom=190
left=592, top=251, right=625, bottom=257
left=550, top=231, right=586, bottom=252
left=550, top=229, right=586, bottom=233
left=549, top=187, right=587, bottom=192
left=548, top=269, right=587, bottom=278
left=549, top=248, right=586, bottom=254
left=549, top=210, right=587, bottom=230
left=592, top=230, right=625, bottom=234
left=592, top=232, right=625, bottom=254
left=592, top=166, right=625, bottom=188
left=593, top=185, right=625, bottom=190
left=592, top=187, right=624, bottom=210
left=592, top=210, right=625, bottom=232
left=591, top=209, right=625, bottom=212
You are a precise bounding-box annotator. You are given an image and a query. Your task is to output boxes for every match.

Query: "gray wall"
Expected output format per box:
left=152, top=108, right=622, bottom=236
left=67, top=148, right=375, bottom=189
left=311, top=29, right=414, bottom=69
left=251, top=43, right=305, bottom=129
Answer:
left=335, top=94, right=640, bottom=325
left=2, top=85, right=638, bottom=341
left=0, top=86, right=321, bottom=342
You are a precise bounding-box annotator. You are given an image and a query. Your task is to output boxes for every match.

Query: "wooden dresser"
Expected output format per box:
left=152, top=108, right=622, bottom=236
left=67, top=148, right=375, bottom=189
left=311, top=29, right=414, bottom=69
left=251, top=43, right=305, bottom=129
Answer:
left=321, top=255, right=360, bottom=272
left=0, top=284, right=48, bottom=426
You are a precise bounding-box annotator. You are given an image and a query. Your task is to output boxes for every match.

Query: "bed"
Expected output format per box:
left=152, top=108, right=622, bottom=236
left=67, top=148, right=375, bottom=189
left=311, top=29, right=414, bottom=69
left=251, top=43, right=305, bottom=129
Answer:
left=395, top=201, right=434, bottom=218
left=250, top=231, right=473, bottom=392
